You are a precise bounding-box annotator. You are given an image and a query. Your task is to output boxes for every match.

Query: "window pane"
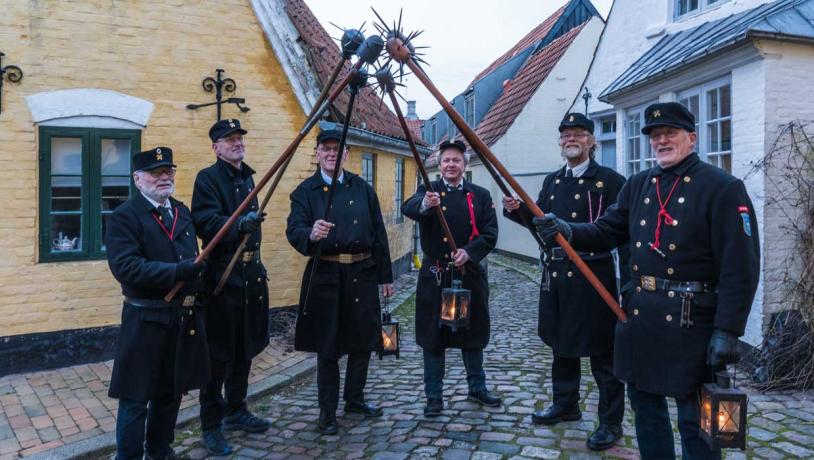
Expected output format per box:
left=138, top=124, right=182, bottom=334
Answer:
left=51, top=138, right=82, bottom=175
left=101, top=139, right=131, bottom=175
left=102, top=176, right=130, bottom=211
left=721, top=153, right=732, bottom=172
left=707, top=88, right=719, bottom=120
left=720, top=84, right=731, bottom=118
left=721, top=119, right=732, bottom=151
left=51, top=176, right=82, bottom=211
left=708, top=123, right=719, bottom=152
left=50, top=214, right=82, bottom=253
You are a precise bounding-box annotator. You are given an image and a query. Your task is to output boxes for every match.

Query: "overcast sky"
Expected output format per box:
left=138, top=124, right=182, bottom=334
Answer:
left=304, top=0, right=613, bottom=120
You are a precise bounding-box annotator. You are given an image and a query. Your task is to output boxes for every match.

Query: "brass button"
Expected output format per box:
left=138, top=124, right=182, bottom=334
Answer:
left=684, top=176, right=691, bottom=183
left=633, top=264, right=639, bottom=271
left=633, top=309, right=639, bottom=315
left=574, top=194, right=581, bottom=200
left=179, top=255, right=183, bottom=260
left=445, top=254, right=449, bottom=259
left=550, top=195, right=555, bottom=200
left=667, top=268, right=674, bottom=275
left=666, top=314, right=673, bottom=322
left=442, top=206, right=447, bottom=211
left=669, top=243, right=676, bottom=251
left=441, top=191, right=446, bottom=197
left=353, top=219, right=358, bottom=224
left=578, top=179, right=584, bottom=185
left=668, top=291, right=675, bottom=298
left=567, top=271, right=573, bottom=277
left=443, top=237, right=448, bottom=242
left=185, top=231, right=190, bottom=236
left=678, top=197, right=685, bottom=204
left=355, top=298, right=359, bottom=302
left=671, top=219, right=678, bottom=227
left=651, top=177, right=657, bottom=183
left=644, top=197, right=650, bottom=204
left=190, top=329, right=196, bottom=336
left=349, top=200, right=354, bottom=205
left=640, top=219, right=646, bottom=226
left=353, top=278, right=358, bottom=283
left=323, top=186, right=328, bottom=192
left=589, top=252, right=594, bottom=256
left=257, top=277, right=262, bottom=282
left=635, top=286, right=642, bottom=293
left=636, top=241, right=642, bottom=248
left=571, top=212, right=577, bottom=218
left=555, top=179, right=561, bottom=184
left=552, top=271, right=558, bottom=278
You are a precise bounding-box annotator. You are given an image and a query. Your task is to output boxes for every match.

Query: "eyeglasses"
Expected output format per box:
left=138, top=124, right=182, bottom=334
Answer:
left=217, top=136, right=244, bottom=145
left=147, top=168, right=176, bottom=178
left=318, top=146, right=343, bottom=153
left=559, top=133, right=591, bottom=140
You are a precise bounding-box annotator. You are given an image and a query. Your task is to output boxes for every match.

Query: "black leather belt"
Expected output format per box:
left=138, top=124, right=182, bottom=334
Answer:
left=638, top=275, right=715, bottom=294
left=320, top=251, right=372, bottom=264
left=124, top=295, right=196, bottom=308
left=546, top=247, right=611, bottom=261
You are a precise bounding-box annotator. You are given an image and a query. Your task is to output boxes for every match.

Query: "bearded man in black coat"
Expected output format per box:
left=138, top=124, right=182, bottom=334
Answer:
left=106, top=147, right=209, bottom=460
left=503, top=113, right=627, bottom=451
left=191, top=119, right=270, bottom=455
left=402, top=139, right=501, bottom=417
left=286, top=129, right=394, bottom=435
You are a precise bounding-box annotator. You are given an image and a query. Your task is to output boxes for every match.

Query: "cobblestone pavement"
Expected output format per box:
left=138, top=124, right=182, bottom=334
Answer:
left=173, top=257, right=814, bottom=459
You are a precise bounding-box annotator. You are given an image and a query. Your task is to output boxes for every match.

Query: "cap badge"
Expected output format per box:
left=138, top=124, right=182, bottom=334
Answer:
left=653, top=110, right=661, bottom=118
left=596, top=181, right=604, bottom=189
left=229, top=123, right=236, bottom=128
left=155, top=153, right=163, bottom=161
left=156, top=148, right=162, bottom=154
left=569, top=115, right=574, bottom=122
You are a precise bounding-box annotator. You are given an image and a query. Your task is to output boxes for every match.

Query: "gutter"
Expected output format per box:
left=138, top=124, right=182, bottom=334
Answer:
left=319, top=121, right=432, bottom=157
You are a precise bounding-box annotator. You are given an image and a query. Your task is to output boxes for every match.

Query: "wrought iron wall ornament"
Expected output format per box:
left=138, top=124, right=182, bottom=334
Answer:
left=186, top=68, right=250, bottom=121
left=0, top=52, right=24, bottom=115
left=582, top=87, right=592, bottom=116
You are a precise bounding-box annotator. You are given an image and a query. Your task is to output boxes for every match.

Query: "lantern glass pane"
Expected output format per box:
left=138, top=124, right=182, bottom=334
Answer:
left=719, top=400, right=741, bottom=433
left=440, top=290, right=457, bottom=321
left=459, top=291, right=470, bottom=320
left=701, top=392, right=713, bottom=435
left=382, top=325, right=398, bottom=352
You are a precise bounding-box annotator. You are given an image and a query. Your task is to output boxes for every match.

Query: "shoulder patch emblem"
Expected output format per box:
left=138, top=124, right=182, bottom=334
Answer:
left=738, top=206, right=751, bottom=236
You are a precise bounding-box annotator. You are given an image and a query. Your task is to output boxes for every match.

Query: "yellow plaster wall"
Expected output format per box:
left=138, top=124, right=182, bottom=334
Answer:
left=0, top=1, right=414, bottom=337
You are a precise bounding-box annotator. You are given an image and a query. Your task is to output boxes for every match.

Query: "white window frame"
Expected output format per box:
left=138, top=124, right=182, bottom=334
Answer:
left=464, top=92, right=475, bottom=127
left=394, top=158, right=405, bottom=223
left=677, top=76, right=732, bottom=172
left=624, top=101, right=657, bottom=176
left=447, top=117, right=457, bottom=141
left=673, top=0, right=730, bottom=20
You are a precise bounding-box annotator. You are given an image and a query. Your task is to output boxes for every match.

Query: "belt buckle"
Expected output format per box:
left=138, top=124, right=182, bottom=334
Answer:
left=338, top=253, right=353, bottom=264
left=641, top=275, right=657, bottom=292
left=242, top=251, right=254, bottom=262
left=182, top=295, right=196, bottom=307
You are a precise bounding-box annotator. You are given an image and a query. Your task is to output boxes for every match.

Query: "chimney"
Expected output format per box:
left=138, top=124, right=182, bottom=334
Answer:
left=406, top=100, right=418, bottom=120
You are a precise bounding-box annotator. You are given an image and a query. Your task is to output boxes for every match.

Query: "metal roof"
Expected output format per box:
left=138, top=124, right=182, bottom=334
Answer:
left=601, top=0, right=814, bottom=100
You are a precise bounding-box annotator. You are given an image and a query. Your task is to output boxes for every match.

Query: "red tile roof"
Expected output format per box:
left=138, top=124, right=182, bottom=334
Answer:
left=474, top=23, right=585, bottom=148
left=284, top=0, right=412, bottom=141
left=469, top=4, right=568, bottom=86
left=406, top=119, right=424, bottom=142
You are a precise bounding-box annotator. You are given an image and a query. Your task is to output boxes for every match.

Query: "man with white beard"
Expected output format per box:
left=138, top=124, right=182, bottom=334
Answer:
left=106, top=147, right=209, bottom=459
left=503, top=113, right=628, bottom=451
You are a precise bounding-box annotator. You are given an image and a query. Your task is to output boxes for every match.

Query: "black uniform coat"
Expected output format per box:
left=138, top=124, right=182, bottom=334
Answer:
left=192, top=159, right=269, bottom=363
left=286, top=170, right=393, bottom=359
left=106, top=194, right=210, bottom=401
left=569, top=153, right=760, bottom=397
left=505, top=160, right=627, bottom=358
left=402, top=180, right=498, bottom=352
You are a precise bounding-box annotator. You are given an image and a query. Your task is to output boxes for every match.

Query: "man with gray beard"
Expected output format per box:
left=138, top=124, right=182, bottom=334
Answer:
left=503, top=113, right=628, bottom=451
left=106, top=147, right=209, bottom=460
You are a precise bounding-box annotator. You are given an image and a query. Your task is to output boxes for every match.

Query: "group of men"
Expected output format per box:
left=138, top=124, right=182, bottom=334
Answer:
left=105, top=100, right=759, bottom=460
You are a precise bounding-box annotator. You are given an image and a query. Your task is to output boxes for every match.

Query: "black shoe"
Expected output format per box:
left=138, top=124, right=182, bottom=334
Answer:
left=531, top=404, right=582, bottom=425
left=343, top=401, right=383, bottom=418
left=318, top=408, right=338, bottom=435
left=145, top=449, right=177, bottom=460
left=423, top=398, right=443, bottom=417
left=586, top=424, right=623, bottom=451
left=202, top=428, right=233, bottom=456
left=222, top=409, right=271, bottom=433
left=468, top=390, right=502, bottom=407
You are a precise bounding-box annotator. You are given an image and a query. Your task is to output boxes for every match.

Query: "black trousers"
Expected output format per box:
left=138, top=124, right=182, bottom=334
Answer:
left=115, top=394, right=181, bottom=460
left=317, top=352, right=371, bottom=410
left=551, top=353, right=624, bottom=425
left=199, top=358, right=252, bottom=430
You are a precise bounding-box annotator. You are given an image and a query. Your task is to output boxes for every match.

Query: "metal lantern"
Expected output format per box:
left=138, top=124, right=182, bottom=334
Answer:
left=440, top=278, right=471, bottom=332
left=379, top=298, right=400, bottom=359
left=700, top=370, right=748, bottom=450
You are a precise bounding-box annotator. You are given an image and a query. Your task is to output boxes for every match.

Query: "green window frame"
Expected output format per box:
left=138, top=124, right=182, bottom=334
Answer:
left=38, top=126, right=140, bottom=262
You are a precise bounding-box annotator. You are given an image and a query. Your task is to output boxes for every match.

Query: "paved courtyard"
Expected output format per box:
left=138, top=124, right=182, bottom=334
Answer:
left=174, top=257, right=814, bottom=459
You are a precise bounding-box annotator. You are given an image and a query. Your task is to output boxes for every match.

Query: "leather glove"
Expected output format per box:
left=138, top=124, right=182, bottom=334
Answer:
left=175, top=258, right=205, bottom=282
left=531, top=213, right=571, bottom=243
left=238, top=211, right=265, bottom=235
left=707, top=329, right=740, bottom=369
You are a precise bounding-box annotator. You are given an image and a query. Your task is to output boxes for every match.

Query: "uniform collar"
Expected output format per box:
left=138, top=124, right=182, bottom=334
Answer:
left=307, top=168, right=358, bottom=190
left=652, top=152, right=699, bottom=177
left=136, top=192, right=177, bottom=213
left=216, top=158, right=256, bottom=179
left=139, top=191, right=171, bottom=210
left=557, top=158, right=600, bottom=178
left=435, top=178, right=473, bottom=193
left=320, top=168, right=344, bottom=185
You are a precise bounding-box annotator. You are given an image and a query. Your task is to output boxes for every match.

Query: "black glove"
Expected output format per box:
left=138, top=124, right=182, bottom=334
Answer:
left=531, top=213, right=571, bottom=243
left=707, top=329, right=740, bottom=369
left=175, top=258, right=205, bottom=282
left=238, top=211, right=265, bottom=235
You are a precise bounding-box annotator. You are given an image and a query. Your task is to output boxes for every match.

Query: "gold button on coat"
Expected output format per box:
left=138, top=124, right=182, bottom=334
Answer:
left=640, top=219, right=646, bottom=226
left=441, top=192, right=446, bottom=197
left=684, top=176, right=691, bottom=183
left=555, top=179, right=561, bottom=184
left=678, top=197, right=685, bottom=204
left=634, top=309, right=639, bottom=315
left=644, top=197, right=650, bottom=204
left=574, top=194, right=581, bottom=200
left=636, top=286, right=642, bottom=293
left=442, top=206, right=447, bottom=211
left=669, top=244, right=676, bottom=251
left=666, top=315, right=673, bottom=322
left=550, top=195, right=555, bottom=200
left=571, top=212, right=577, bottom=218
left=567, top=271, right=573, bottom=277
left=552, top=272, right=558, bottom=278
left=668, top=291, right=675, bottom=298
left=672, top=220, right=678, bottom=227
left=651, top=177, right=657, bottom=183
left=578, top=179, right=584, bottom=184
left=667, top=268, right=674, bottom=275
left=633, top=264, right=639, bottom=271
left=636, top=241, right=642, bottom=248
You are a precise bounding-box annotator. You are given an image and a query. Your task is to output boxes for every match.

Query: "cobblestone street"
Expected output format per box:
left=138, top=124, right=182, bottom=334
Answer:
left=174, top=257, right=814, bottom=459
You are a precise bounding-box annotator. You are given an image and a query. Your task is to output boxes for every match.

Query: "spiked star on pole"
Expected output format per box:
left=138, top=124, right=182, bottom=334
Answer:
left=371, top=8, right=430, bottom=83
